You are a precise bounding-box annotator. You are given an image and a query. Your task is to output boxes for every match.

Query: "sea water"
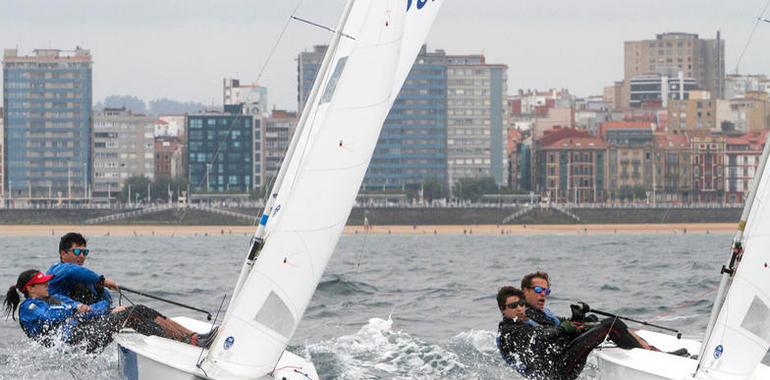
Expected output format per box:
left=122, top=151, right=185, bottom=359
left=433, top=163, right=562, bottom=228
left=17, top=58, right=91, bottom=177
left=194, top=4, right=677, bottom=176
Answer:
left=0, top=231, right=729, bottom=379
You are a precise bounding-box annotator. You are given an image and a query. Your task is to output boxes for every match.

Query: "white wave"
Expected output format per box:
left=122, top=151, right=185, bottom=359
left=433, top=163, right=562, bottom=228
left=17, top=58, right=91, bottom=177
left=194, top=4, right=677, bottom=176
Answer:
left=304, top=317, right=466, bottom=379
left=452, top=329, right=498, bottom=355
left=0, top=337, right=117, bottom=379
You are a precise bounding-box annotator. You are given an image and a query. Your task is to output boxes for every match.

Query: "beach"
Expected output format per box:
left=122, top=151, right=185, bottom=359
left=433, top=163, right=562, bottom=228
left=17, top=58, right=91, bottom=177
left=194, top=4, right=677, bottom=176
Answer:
left=0, top=223, right=738, bottom=237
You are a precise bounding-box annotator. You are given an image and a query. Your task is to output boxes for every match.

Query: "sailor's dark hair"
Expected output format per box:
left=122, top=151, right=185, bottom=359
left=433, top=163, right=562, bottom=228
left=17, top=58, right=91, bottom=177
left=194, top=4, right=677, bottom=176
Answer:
left=497, top=286, right=525, bottom=311
left=521, top=271, right=550, bottom=290
left=4, top=269, right=39, bottom=321
left=59, top=232, right=87, bottom=254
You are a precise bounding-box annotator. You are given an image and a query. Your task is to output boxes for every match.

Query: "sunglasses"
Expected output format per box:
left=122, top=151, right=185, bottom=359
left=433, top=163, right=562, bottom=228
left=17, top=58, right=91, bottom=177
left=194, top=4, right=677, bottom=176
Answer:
left=529, top=286, right=551, bottom=296
left=70, top=248, right=90, bottom=257
left=506, top=300, right=527, bottom=309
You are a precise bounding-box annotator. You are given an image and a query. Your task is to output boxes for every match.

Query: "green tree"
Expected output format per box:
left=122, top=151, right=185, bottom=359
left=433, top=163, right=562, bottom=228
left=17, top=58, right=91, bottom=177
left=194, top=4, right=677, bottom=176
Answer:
left=617, top=185, right=648, bottom=201
left=119, top=176, right=189, bottom=203
left=453, top=177, right=499, bottom=201
left=151, top=176, right=190, bottom=202
left=120, top=176, right=152, bottom=203
left=421, top=178, right=448, bottom=202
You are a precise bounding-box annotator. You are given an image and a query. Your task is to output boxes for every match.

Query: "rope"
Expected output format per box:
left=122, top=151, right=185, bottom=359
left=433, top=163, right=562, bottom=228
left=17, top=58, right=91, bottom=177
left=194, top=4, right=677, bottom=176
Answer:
left=255, top=0, right=306, bottom=85
left=116, top=289, right=139, bottom=332
left=735, top=0, right=770, bottom=73
left=196, top=293, right=228, bottom=369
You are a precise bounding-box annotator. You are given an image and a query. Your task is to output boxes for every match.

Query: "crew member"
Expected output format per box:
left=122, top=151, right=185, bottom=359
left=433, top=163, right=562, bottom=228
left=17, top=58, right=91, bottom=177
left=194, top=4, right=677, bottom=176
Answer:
left=47, top=232, right=117, bottom=305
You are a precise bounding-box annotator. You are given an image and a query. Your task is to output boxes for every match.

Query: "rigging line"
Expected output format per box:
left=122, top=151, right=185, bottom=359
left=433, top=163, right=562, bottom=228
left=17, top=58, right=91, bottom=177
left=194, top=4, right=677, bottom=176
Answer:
left=255, top=0, right=306, bottom=85
left=196, top=293, right=228, bottom=369
left=291, top=16, right=357, bottom=40
left=735, top=0, right=770, bottom=73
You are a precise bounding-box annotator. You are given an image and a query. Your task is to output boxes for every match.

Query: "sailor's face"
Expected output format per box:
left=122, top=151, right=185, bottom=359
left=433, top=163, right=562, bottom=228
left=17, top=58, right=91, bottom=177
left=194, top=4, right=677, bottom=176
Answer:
left=28, top=282, right=49, bottom=299
left=502, top=295, right=527, bottom=321
left=524, top=277, right=549, bottom=311
left=60, top=244, right=87, bottom=266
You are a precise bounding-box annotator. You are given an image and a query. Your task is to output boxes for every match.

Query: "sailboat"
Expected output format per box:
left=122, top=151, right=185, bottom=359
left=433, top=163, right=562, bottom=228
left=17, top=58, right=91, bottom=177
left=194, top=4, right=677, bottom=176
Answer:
left=116, top=1, right=444, bottom=379
left=595, top=133, right=770, bottom=379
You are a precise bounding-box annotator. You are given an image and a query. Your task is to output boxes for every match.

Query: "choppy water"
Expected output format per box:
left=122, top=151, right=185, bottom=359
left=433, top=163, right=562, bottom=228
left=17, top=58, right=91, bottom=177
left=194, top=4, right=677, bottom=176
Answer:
left=0, top=231, right=732, bottom=379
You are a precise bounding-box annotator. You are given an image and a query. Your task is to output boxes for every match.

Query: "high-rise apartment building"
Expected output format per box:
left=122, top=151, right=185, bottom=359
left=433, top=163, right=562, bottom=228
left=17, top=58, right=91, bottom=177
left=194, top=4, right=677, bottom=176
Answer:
left=297, top=45, right=327, bottom=112
left=365, top=47, right=448, bottom=190
left=187, top=110, right=253, bottom=193
left=224, top=78, right=268, bottom=116
left=298, top=46, right=507, bottom=191
left=445, top=56, right=508, bottom=187
left=3, top=48, right=92, bottom=200
left=624, top=32, right=725, bottom=101
left=260, top=110, right=296, bottom=189
left=92, top=108, right=155, bottom=199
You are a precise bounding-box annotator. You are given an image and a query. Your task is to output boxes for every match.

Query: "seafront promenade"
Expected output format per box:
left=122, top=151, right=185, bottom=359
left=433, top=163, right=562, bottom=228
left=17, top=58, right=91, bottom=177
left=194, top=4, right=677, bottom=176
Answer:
left=0, top=223, right=737, bottom=237
left=0, top=203, right=744, bottom=226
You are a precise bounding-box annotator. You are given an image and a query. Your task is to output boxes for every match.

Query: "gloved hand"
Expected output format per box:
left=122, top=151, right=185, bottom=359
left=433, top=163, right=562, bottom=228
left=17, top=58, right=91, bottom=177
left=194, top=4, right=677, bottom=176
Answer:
left=570, top=302, right=591, bottom=321
left=560, top=320, right=579, bottom=334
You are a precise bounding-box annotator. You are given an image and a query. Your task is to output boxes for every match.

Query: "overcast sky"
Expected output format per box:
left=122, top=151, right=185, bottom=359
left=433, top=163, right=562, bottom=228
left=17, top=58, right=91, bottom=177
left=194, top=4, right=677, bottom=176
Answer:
left=1, top=0, right=769, bottom=111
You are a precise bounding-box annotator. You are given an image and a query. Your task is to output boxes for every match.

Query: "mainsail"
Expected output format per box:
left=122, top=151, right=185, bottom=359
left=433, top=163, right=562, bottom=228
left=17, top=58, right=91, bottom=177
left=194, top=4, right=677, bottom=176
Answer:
left=201, top=1, right=444, bottom=378
left=695, top=133, right=770, bottom=380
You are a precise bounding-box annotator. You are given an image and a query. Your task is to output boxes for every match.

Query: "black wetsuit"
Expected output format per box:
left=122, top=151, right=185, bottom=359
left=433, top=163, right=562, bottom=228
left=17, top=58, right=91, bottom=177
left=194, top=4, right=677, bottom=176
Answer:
left=69, top=305, right=169, bottom=352
left=498, top=311, right=644, bottom=380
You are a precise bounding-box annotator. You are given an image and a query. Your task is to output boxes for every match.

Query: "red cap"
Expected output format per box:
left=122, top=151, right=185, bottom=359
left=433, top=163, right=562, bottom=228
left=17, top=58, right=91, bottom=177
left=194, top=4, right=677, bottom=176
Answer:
left=20, top=272, right=54, bottom=292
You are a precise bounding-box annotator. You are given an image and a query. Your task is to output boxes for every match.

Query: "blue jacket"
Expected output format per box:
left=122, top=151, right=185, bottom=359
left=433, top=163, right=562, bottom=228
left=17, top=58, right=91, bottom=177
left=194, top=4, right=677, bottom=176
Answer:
left=525, top=307, right=562, bottom=328
left=47, top=262, right=112, bottom=305
left=19, top=294, right=110, bottom=342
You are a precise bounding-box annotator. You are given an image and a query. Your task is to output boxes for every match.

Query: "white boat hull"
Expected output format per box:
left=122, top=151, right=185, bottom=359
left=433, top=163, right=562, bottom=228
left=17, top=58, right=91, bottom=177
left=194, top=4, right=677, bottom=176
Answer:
left=595, top=329, right=770, bottom=380
left=116, top=317, right=318, bottom=380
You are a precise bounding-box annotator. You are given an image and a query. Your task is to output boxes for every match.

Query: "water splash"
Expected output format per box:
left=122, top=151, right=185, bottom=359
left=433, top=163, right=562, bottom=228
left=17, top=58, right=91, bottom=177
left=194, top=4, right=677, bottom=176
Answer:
left=305, top=317, right=465, bottom=379
left=0, top=337, right=117, bottom=379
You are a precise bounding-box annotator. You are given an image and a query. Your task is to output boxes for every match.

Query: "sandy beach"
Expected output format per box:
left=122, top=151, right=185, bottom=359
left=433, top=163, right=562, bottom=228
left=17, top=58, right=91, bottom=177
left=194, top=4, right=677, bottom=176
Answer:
left=0, top=223, right=738, bottom=237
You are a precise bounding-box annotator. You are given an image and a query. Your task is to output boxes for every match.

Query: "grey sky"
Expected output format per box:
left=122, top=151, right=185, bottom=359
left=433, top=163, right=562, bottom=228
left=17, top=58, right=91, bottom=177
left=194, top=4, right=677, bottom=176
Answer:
left=1, top=0, right=769, bottom=111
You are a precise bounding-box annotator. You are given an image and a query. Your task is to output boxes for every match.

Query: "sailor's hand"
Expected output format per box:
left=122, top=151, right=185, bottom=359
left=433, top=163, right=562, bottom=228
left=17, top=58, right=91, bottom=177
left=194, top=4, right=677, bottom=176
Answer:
left=572, top=321, right=590, bottom=333
left=560, top=320, right=579, bottom=334
left=111, top=306, right=128, bottom=314
left=76, top=304, right=91, bottom=313
left=104, top=278, right=119, bottom=290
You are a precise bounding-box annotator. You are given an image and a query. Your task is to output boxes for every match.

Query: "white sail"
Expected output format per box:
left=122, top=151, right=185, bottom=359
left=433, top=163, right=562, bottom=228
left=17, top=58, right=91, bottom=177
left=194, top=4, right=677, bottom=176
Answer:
left=695, top=135, right=770, bottom=380
left=201, top=1, right=444, bottom=378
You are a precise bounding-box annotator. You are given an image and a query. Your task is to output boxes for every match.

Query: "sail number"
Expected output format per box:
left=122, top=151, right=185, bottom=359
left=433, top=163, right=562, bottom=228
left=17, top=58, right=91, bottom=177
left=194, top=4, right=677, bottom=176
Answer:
left=407, top=0, right=434, bottom=12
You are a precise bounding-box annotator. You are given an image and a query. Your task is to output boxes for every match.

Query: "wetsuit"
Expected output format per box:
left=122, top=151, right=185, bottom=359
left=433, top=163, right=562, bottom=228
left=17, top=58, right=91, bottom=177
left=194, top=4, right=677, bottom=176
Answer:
left=47, top=262, right=112, bottom=306
left=19, top=295, right=169, bottom=352
left=497, top=308, right=645, bottom=380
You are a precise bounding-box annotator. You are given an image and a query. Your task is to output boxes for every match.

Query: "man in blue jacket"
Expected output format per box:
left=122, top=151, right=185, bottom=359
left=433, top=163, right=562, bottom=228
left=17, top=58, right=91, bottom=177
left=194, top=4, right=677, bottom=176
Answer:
left=47, top=232, right=119, bottom=305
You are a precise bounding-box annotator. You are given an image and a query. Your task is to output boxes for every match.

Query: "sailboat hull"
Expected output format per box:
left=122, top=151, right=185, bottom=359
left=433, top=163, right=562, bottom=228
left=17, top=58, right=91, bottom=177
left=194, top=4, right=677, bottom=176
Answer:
left=595, top=329, right=770, bottom=380
left=116, top=317, right=318, bottom=380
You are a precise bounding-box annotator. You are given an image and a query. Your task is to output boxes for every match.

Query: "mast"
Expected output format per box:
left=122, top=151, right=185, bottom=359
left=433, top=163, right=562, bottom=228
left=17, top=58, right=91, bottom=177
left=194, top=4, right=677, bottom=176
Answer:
left=228, top=0, right=358, bottom=302
left=695, top=132, right=770, bottom=378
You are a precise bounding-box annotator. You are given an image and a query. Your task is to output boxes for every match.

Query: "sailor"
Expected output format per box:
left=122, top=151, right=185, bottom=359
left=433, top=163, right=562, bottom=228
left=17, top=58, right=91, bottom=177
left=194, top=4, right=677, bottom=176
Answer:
left=4, top=269, right=214, bottom=352
left=497, top=272, right=674, bottom=380
left=46, top=232, right=117, bottom=305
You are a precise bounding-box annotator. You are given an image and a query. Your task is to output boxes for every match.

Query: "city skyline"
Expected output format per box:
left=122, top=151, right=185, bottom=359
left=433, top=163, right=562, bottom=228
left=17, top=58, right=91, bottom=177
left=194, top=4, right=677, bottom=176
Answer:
left=1, top=0, right=769, bottom=111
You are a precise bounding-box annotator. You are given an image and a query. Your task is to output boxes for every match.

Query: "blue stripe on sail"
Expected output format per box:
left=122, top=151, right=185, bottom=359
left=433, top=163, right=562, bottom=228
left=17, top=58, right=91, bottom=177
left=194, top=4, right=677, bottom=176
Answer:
left=260, top=214, right=269, bottom=226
